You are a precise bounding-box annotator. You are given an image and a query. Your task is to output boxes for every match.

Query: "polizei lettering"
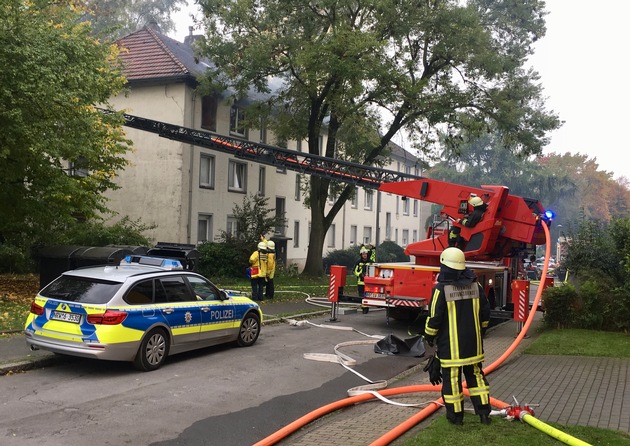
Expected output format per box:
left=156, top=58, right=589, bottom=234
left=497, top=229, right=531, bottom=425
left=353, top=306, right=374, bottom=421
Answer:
left=210, top=309, right=234, bottom=321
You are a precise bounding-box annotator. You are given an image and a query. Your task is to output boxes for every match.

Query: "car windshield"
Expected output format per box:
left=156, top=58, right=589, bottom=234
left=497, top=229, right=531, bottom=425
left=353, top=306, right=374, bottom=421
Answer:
left=40, top=276, right=123, bottom=304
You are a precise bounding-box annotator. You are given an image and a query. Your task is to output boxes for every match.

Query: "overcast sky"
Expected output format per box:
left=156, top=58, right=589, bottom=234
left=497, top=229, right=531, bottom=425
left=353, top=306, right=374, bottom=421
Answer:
left=170, top=0, right=630, bottom=181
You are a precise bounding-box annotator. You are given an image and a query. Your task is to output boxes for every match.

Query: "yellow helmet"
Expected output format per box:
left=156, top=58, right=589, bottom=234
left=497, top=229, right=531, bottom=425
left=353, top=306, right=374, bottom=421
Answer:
left=469, top=196, right=484, bottom=207
left=360, top=246, right=369, bottom=254
left=440, top=247, right=466, bottom=270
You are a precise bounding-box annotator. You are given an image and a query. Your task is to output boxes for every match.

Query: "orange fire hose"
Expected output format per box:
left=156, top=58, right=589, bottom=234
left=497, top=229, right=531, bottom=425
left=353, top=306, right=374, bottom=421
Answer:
left=254, top=223, right=558, bottom=446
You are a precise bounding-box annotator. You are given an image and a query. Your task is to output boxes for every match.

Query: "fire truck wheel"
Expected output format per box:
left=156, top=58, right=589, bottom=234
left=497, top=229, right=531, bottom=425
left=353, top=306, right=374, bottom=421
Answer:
left=362, top=306, right=369, bottom=314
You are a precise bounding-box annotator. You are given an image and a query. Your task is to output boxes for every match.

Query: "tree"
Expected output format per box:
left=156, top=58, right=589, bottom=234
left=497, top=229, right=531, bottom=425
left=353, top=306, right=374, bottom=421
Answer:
left=83, top=0, right=187, bottom=40
left=197, top=0, right=560, bottom=276
left=0, top=1, right=131, bottom=252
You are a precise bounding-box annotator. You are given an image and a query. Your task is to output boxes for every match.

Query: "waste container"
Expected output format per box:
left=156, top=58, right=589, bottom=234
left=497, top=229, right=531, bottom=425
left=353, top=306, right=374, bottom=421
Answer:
left=73, top=246, right=135, bottom=268
left=146, top=242, right=199, bottom=271
left=38, top=245, right=87, bottom=289
left=106, top=245, right=149, bottom=255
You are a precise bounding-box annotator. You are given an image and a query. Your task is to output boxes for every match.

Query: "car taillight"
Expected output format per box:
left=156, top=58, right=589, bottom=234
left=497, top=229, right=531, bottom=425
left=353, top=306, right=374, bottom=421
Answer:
left=30, top=302, right=44, bottom=315
left=87, top=310, right=127, bottom=325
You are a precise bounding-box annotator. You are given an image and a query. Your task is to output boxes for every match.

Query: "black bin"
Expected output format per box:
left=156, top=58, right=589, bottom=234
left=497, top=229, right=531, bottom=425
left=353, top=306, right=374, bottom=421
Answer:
left=73, top=246, right=135, bottom=268
left=146, top=242, right=199, bottom=271
left=38, top=245, right=87, bottom=289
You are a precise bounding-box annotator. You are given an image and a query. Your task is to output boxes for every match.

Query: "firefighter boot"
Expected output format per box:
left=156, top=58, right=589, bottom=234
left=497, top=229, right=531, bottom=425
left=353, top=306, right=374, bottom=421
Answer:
left=479, top=414, right=491, bottom=425
left=446, top=412, right=464, bottom=426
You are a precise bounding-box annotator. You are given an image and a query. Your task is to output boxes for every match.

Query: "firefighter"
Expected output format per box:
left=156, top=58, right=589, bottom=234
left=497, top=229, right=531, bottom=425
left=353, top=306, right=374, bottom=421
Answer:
left=448, top=195, right=488, bottom=248
left=249, top=241, right=268, bottom=301
left=424, top=247, right=492, bottom=425
left=353, top=245, right=374, bottom=298
left=265, top=240, right=276, bottom=299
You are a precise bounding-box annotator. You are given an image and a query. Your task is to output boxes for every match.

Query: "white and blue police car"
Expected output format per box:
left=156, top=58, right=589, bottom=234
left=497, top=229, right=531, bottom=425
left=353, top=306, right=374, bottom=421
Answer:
left=24, top=255, right=262, bottom=371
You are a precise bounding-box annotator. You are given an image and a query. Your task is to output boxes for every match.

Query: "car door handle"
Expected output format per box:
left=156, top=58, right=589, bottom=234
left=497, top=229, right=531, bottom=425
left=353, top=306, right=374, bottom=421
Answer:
left=201, top=307, right=211, bottom=312
left=162, top=308, right=174, bottom=314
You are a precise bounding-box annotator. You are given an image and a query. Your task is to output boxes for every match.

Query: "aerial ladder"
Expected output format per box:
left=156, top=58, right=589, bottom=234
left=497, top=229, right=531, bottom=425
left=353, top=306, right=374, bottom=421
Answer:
left=108, top=110, right=553, bottom=320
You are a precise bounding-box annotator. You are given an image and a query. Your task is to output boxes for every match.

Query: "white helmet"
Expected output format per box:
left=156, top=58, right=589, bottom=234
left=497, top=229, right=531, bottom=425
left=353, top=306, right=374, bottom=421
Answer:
left=440, top=247, right=466, bottom=270
left=257, top=241, right=267, bottom=250
left=267, top=241, right=275, bottom=250
left=469, top=196, right=484, bottom=207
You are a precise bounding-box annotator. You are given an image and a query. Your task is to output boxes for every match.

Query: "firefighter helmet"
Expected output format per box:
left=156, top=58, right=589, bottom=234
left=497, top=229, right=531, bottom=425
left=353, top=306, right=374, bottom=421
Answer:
left=469, top=196, right=484, bottom=207
left=360, top=246, right=369, bottom=255
left=440, top=247, right=466, bottom=270
left=257, top=241, right=267, bottom=250
left=267, top=240, right=275, bottom=250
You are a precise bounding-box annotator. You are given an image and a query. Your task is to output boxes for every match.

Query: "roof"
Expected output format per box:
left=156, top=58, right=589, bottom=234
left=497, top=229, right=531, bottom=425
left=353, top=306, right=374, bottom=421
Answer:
left=116, top=26, right=207, bottom=85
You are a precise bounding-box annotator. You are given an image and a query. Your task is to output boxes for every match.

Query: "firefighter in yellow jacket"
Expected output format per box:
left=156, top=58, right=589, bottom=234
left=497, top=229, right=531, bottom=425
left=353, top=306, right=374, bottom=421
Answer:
left=424, top=247, right=492, bottom=425
left=249, top=241, right=268, bottom=301
left=265, top=240, right=276, bottom=299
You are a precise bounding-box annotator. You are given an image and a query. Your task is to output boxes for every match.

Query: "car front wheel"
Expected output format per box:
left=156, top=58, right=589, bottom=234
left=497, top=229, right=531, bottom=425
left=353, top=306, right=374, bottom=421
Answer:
left=237, top=313, right=260, bottom=347
left=134, top=328, right=170, bottom=371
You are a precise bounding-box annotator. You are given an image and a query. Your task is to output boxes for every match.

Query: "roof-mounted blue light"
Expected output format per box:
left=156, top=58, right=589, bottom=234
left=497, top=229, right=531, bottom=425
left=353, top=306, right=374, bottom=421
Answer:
left=121, top=255, right=184, bottom=270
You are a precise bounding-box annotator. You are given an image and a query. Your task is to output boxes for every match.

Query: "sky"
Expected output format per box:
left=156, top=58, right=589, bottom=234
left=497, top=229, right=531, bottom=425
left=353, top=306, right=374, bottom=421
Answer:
left=169, top=0, right=630, bottom=181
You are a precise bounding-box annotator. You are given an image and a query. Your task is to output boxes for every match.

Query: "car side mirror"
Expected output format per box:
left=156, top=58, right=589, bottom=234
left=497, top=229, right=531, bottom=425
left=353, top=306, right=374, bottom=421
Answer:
left=219, top=290, right=228, bottom=300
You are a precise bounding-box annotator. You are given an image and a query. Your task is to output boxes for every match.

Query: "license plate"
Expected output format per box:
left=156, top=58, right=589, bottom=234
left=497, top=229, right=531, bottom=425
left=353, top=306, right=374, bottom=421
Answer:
left=364, top=292, right=387, bottom=299
left=51, top=311, right=81, bottom=324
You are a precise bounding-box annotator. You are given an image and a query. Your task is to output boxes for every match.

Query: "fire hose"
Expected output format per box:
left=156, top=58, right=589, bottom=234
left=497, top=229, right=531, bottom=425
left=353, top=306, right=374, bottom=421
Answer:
left=253, top=222, right=592, bottom=446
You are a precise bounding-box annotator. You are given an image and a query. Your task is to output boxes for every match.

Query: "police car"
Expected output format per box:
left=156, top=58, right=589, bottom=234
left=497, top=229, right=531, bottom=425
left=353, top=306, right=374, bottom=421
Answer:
left=24, top=255, right=262, bottom=371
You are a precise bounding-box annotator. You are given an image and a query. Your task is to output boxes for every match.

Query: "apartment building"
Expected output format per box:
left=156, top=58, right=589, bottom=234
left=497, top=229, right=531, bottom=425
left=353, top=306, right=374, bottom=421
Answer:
left=106, top=26, right=430, bottom=271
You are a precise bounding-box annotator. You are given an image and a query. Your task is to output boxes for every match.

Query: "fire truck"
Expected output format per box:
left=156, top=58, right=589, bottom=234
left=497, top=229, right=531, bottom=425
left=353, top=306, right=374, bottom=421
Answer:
left=109, top=110, right=551, bottom=320
left=356, top=179, right=550, bottom=320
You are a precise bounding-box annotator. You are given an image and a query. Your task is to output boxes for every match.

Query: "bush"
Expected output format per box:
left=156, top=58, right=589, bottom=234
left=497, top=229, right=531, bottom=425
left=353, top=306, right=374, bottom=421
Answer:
left=542, top=284, right=579, bottom=329
left=376, top=241, right=409, bottom=262
left=0, top=243, right=34, bottom=273
left=323, top=246, right=360, bottom=273
left=197, top=241, right=251, bottom=280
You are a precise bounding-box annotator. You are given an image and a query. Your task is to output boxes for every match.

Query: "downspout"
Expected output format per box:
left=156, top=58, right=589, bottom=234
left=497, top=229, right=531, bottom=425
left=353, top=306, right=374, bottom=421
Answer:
left=186, top=89, right=197, bottom=244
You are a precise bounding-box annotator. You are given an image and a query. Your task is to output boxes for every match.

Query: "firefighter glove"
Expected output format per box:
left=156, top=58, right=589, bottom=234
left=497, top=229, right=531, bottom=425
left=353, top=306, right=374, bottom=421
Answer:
left=423, top=354, right=442, bottom=385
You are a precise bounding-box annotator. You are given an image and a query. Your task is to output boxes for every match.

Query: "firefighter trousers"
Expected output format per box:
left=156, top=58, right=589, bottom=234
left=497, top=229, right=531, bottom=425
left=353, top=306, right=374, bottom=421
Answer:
left=441, top=363, right=491, bottom=418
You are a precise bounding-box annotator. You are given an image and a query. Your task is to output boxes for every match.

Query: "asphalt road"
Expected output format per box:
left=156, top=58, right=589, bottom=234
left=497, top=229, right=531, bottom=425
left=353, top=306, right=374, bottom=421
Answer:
left=0, top=309, right=423, bottom=446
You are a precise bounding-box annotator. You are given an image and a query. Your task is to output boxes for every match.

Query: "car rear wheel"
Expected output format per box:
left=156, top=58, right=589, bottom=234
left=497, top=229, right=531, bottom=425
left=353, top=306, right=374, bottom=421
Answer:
left=237, top=312, right=260, bottom=347
left=134, top=328, right=170, bottom=371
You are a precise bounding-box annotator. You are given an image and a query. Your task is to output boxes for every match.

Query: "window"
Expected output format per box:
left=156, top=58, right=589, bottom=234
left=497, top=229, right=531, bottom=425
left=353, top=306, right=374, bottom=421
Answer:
left=403, top=197, right=410, bottom=216
left=296, top=140, right=302, bottom=152
left=295, top=175, right=301, bottom=201
left=201, top=95, right=218, bottom=131
left=159, top=276, right=195, bottom=303
left=230, top=105, right=246, bottom=136
left=364, top=190, right=373, bottom=210
left=228, top=160, right=247, bottom=192
left=363, top=226, right=372, bottom=245
left=275, top=197, right=286, bottom=235
left=197, top=214, right=212, bottom=244
left=385, top=212, right=392, bottom=241
left=258, top=166, right=266, bottom=196
left=402, top=229, right=409, bottom=246
left=351, top=192, right=358, bottom=208
left=125, top=280, right=153, bottom=305
left=69, top=156, right=88, bottom=178
left=327, top=224, right=336, bottom=248
left=226, top=216, right=238, bottom=237
left=395, top=228, right=399, bottom=244
left=413, top=229, right=418, bottom=243
left=294, top=221, right=300, bottom=247
left=396, top=196, right=400, bottom=215
left=259, top=119, right=267, bottom=143
left=413, top=199, right=418, bottom=217
left=186, top=276, right=220, bottom=301
left=350, top=225, right=357, bottom=246
left=199, top=154, right=215, bottom=189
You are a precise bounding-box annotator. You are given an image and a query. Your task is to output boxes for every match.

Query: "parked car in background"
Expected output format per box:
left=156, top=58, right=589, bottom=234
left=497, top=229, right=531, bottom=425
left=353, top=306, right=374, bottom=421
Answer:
left=24, top=256, right=262, bottom=371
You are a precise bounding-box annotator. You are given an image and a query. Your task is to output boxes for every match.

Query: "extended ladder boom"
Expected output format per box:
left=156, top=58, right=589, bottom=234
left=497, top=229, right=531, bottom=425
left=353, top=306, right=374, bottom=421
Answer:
left=116, top=112, right=422, bottom=189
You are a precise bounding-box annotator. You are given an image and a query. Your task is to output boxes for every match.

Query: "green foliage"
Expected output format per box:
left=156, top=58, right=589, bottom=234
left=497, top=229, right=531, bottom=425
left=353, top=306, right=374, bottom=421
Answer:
left=197, top=0, right=560, bottom=275
left=323, top=246, right=361, bottom=273
left=0, top=244, right=34, bottom=274
left=376, top=241, right=410, bottom=263
left=196, top=241, right=249, bottom=280
left=542, top=285, right=578, bottom=329
left=199, top=194, right=283, bottom=279
left=57, top=217, right=155, bottom=247
left=0, top=1, right=131, bottom=249
left=216, top=194, right=286, bottom=248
